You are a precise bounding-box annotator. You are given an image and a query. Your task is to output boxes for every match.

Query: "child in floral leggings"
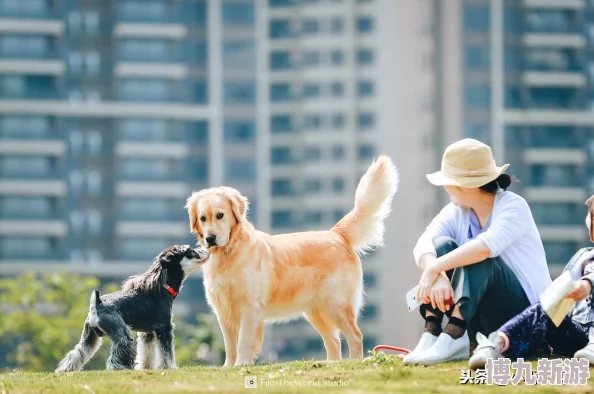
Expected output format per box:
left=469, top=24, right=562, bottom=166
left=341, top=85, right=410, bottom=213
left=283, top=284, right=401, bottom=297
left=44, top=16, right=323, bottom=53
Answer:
left=469, top=195, right=594, bottom=370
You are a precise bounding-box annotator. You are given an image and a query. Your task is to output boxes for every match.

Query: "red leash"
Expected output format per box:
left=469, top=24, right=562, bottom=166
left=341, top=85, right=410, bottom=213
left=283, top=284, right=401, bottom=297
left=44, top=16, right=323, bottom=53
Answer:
left=372, top=345, right=411, bottom=359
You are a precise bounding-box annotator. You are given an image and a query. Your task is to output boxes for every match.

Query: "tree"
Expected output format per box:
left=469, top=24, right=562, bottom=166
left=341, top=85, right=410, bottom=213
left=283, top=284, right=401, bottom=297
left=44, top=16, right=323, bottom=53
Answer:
left=0, top=271, right=223, bottom=371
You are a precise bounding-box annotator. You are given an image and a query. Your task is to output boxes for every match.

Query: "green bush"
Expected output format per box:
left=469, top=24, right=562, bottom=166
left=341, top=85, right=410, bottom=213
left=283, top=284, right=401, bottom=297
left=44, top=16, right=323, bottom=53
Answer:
left=0, top=270, right=223, bottom=372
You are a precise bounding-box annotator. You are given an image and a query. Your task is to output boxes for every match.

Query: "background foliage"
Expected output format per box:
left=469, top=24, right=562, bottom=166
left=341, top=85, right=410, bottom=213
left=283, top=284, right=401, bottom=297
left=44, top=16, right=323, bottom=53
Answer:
left=0, top=271, right=223, bottom=372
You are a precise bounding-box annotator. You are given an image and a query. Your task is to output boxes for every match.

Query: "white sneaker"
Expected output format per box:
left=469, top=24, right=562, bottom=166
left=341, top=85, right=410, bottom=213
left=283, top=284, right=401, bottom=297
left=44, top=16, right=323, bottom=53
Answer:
left=415, top=331, right=470, bottom=365
left=468, top=332, right=501, bottom=371
left=574, top=343, right=594, bottom=366
left=402, top=332, right=438, bottom=364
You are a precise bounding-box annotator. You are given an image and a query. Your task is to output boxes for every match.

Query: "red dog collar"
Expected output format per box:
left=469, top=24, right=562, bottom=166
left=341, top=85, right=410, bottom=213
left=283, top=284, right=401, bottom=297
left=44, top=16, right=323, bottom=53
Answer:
left=163, top=284, right=178, bottom=299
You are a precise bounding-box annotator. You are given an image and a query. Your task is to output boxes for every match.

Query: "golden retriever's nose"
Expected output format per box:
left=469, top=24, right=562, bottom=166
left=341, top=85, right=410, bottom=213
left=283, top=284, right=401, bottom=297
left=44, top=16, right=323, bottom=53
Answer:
left=205, top=234, right=217, bottom=247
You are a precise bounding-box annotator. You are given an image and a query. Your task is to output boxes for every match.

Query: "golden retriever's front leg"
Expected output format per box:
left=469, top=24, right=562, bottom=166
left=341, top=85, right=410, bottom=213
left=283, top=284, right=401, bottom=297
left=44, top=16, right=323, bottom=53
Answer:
left=215, top=312, right=238, bottom=368
left=235, top=310, right=263, bottom=366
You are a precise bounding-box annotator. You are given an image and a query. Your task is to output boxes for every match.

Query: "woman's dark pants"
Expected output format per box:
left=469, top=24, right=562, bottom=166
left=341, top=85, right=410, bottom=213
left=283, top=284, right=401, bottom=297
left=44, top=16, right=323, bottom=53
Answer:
left=419, top=236, right=531, bottom=345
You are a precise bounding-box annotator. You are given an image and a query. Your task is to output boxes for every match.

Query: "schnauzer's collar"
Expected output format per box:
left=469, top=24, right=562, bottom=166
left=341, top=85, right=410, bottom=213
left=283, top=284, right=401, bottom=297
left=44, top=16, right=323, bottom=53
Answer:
left=163, top=284, right=178, bottom=299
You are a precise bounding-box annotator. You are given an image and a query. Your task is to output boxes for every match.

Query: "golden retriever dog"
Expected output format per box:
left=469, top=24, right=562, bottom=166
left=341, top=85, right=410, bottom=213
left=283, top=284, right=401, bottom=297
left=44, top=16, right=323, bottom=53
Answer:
left=185, top=155, right=398, bottom=366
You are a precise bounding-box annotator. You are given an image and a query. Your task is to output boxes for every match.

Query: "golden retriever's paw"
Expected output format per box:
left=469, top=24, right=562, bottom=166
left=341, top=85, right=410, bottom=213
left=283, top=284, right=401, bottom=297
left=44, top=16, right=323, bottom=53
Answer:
left=234, top=359, right=253, bottom=367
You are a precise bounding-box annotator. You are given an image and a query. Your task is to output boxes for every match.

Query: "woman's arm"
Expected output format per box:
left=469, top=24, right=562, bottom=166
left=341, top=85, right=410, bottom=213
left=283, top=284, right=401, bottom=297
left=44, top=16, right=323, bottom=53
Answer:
left=431, top=238, right=491, bottom=272
left=413, top=204, right=457, bottom=270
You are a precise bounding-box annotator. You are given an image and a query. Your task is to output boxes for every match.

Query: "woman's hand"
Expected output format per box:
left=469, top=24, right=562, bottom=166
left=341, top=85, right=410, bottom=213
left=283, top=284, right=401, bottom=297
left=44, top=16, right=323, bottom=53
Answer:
left=429, top=274, right=455, bottom=313
left=417, top=266, right=440, bottom=305
left=567, top=280, right=593, bottom=302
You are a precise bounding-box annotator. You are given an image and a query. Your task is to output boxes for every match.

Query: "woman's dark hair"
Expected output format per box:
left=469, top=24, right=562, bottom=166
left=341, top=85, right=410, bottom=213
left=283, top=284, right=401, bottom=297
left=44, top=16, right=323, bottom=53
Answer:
left=479, top=174, right=513, bottom=194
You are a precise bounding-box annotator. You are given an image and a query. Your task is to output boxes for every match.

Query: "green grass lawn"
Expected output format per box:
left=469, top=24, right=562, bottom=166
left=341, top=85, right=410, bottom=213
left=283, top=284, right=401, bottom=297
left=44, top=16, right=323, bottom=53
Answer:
left=1, top=353, right=593, bottom=394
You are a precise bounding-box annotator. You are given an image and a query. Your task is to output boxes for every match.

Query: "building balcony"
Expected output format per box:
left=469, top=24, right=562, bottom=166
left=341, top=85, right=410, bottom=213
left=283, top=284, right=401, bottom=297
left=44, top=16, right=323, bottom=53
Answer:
left=116, top=181, right=191, bottom=198
left=503, top=110, right=594, bottom=126
left=0, top=140, right=66, bottom=156
left=115, top=142, right=190, bottom=158
left=523, top=0, right=585, bottom=9
left=0, top=219, right=67, bottom=237
left=0, top=180, right=66, bottom=196
left=0, top=59, right=65, bottom=75
left=115, top=221, right=187, bottom=237
left=0, top=100, right=210, bottom=120
left=522, top=71, right=586, bottom=88
left=0, top=18, right=64, bottom=35
left=114, top=23, right=188, bottom=40
left=523, top=148, right=587, bottom=165
left=114, top=63, right=189, bottom=79
left=538, top=225, right=586, bottom=242
left=522, top=34, right=586, bottom=48
left=524, top=186, right=587, bottom=203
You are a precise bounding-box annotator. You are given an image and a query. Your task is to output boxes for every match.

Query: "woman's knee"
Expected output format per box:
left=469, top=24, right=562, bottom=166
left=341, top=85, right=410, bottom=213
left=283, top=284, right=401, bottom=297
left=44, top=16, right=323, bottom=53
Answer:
left=433, top=236, right=458, bottom=257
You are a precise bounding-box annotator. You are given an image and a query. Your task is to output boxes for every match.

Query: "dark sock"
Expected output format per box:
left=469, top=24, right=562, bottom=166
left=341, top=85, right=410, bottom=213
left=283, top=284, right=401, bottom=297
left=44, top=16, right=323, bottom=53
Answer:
left=424, top=315, right=442, bottom=337
left=443, top=316, right=467, bottom=339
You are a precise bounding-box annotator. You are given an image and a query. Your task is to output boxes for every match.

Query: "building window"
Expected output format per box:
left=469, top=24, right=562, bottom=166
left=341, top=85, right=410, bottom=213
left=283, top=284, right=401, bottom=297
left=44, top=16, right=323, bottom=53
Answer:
left=531, top=164, right=580, bottom=187
left=120, top=237, right=172, bottom=261
left=270, top=19, right=293, bottom=39
left=303, top=146, right=321, bottom=161
left=464, top=45, right=489, bottom=70
left=358, top=80, right=374, bottom=97
left=0, top=196, right=52, bottom=219
left=357, top=48, right=374, bottom=65
left=0, top=116, right=50, bottom=139
left=223, top=40, right=256, bottom=70
left=358, top=112, right=375, bottom=130
left=330, top=50, right=344, bottom=66
left=302, top=51, right=321, bottom=67
left=270, top=51, right=292, bottom=70
left=332, top=178, right=345, bottom=192
left=302, top=19, right=319, bottom=34
left=119, top=38, right=171, bottom=62
left=303, top=210, right=323, bottom=224
left=464, top=5, right=490, bottom=32
left=271, top=210, right=295, bottom=228
left=333, top=209, right=345, bottom=222
left=543, top=241, right=580, bottom=265
left=303, top=115, right=323, bottom=130
left=224, top=120, right=255, bottom=142
left=303, top=178, right=322, bottom=193
left=464, top=84, right=490, bottom=109
left=0, top=236, right=53, bottom=259
left=271, top=83, right=292, bottom=101
left=332, top=114, right=345, bottom=130
left=271, top=147, right=295, bottom=165
left=222, top=1, right=255, bottom=26
left=271, top=115, right=295, bottom=133
left=225, top=159, right=256, bottom=182
left=271, top=178, right=296, bottom=196
left=330, top=18, right=343, bottom=34
left=358, top=144, right=375, bottom=160
left=331, top=81, right=344, bottom=97
left=224, top=81, right=256, bottom=104
left=303, top=83, right=321, bottom=98
left=357, top=16, right=374, bottom=33
left=269, top=0, right=299, bottom=7
left=332, top=145, right=344, bottom=160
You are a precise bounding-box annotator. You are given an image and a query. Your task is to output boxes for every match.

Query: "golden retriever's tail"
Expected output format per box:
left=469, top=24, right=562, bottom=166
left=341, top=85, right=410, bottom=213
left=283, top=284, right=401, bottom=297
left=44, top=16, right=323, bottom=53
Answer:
left=331, top=155, right=399, bottom=257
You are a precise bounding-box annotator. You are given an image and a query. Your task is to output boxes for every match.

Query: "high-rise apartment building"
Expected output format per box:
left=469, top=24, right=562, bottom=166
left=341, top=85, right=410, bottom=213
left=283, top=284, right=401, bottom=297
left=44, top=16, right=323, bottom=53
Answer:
left=451, top=0, right=592, bottom=276
left=0, top=0, right=442, bottom=362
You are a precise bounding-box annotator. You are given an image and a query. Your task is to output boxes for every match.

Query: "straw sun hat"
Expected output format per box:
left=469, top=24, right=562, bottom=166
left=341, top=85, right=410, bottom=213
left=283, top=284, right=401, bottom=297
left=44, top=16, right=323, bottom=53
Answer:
left=426, top=138, right=510, bottom=189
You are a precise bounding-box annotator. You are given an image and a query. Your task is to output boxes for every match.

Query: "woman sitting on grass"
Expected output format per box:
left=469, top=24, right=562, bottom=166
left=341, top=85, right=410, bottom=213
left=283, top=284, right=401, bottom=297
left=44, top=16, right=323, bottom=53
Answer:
left=405, top=138, right=552, bottom=365
left=469, top=194, right=594, bottom=369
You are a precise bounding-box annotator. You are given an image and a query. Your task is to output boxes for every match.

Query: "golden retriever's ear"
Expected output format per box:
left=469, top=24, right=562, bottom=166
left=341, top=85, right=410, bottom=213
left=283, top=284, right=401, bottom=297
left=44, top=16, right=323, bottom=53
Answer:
left=224, top=187, right=249, bottom=224
left=184, top=191, right=203, bottom=237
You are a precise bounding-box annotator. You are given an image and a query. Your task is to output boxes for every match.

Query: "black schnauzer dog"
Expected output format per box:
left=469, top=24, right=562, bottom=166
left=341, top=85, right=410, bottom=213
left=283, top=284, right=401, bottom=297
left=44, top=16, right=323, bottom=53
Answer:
left=55, top=244, right=209, bottom=372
